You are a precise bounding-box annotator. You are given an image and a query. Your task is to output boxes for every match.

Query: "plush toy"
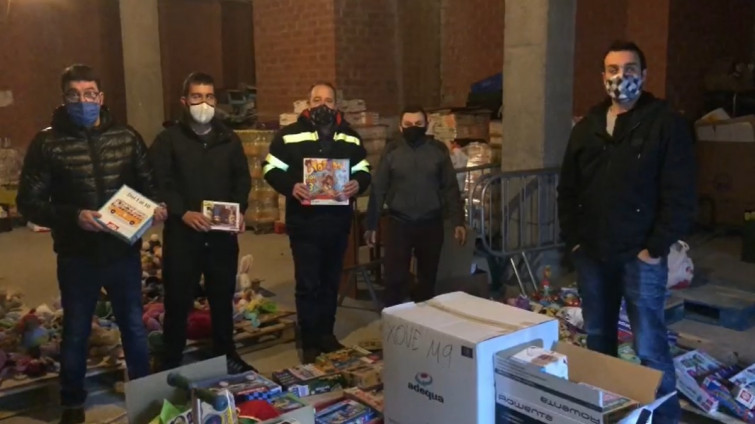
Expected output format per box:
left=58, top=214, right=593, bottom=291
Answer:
left=17, top=310, right=49, bottom=358
left=142, top=302, right=165, bottom=333
left=236, top=254, right=254, bottom=293
left=89, top=319, right=122, bottom=365
left=186, top=309, right=212, bottom=340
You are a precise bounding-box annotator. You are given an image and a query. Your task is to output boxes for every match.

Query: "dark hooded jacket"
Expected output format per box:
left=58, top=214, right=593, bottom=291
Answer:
left=16, top=106, right=157, bottom=260
left=557, top=92, right=697, bottom=261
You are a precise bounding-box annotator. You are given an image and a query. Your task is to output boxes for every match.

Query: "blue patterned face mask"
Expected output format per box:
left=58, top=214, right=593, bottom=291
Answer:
left=66, top=102, right=100, bottom=128
left=605, top=74, right=643, bottom=103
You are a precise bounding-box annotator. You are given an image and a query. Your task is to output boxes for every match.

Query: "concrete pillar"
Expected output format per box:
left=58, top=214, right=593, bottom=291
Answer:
left=501, top=0, right=576, bottom=171
left=119, top=0, right=165, bottom=145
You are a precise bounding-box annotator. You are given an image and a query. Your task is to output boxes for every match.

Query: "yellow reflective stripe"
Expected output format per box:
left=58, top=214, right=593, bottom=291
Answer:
left=283, top=132, right=318, bottom=143
left=264, top=153, right=289, bottom=173
left=351, top=159, right=370, bottom=173
left=334, top=133, right=361, bottom=145
left=262, top=164, right=276, bottom=175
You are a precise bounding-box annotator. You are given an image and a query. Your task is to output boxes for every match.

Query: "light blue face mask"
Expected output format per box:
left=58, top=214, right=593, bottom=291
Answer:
left=66, top=102, right=101, bottom=128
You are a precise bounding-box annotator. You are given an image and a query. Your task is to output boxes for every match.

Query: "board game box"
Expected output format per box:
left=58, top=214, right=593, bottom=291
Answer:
left=202, top=200, right=242, bottom=232
left=96, top=184, right=158, bottom=245
left=302, top=158, right=350, bottom=206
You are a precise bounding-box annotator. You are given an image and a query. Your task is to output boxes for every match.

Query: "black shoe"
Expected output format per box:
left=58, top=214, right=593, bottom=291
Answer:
left=319, top=334, right=345, bottom=353
left=227, top=355, right=258, bottom=374
left=59, top=407, right=85, bottom=424
left=302, top=347, right=321, bottom=364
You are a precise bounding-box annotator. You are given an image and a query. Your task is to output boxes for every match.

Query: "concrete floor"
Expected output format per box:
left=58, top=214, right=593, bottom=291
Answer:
left=0, top=226, right=754, bottom=422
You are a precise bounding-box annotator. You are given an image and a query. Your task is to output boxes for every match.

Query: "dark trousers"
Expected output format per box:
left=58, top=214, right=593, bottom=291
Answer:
left=289, top=232, right=348, bottom=347
left=574, top=250, right=680, bottom=424
left=383, top=217, right=444, bottom=307
left=162, top=235, right=239, bottom=368
left=57, top=252, right=150, bottom=407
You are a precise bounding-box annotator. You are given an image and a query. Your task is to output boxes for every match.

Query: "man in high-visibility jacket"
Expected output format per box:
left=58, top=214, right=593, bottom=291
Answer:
left=263, top=82, right=371, bottom=363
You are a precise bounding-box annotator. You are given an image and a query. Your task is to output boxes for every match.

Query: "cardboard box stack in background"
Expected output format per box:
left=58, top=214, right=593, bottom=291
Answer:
left=428, top=108, right=491, bottom=150
left=381, top=292, right=559, bottom=424
left=694, top=108, right=755, bottom=226
left=235, top=129, right=279, bottom=229
left=489, top=119, right=502, bottom=164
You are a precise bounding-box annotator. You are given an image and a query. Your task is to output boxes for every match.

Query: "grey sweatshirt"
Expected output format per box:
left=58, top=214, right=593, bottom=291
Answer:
left=366, top=136, right=464, bottom=230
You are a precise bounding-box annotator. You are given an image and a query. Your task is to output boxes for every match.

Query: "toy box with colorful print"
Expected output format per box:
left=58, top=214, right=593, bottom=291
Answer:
left=193, top=371, right=282, bottom=403
left=314, top=399, right=378, bottom=424
left=302, top=158, right=350, bottom=206
left=202, top=200, right=242, bottom=232
left=96, top=184, right=158, bottom=244
left=730, top=363, right=755, bottom=409
left=344, top=387, right=384, bottom=413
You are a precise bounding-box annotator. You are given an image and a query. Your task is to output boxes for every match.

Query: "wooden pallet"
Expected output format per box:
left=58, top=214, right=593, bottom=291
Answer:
left=0, top=360, right=124, bottom=399
left=676, top=285, right=755, bottom=331
left=185, top=310, right=296, bottom=355
left=665, top=295, right=685, bottom=325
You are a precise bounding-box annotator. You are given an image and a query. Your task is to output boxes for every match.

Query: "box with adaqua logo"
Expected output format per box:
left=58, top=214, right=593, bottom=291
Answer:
left=381, top=292, right=559, bottom=424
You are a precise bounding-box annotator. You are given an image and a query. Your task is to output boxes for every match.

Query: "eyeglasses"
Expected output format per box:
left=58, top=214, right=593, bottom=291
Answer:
left=64, top=90, right=101, bottom=103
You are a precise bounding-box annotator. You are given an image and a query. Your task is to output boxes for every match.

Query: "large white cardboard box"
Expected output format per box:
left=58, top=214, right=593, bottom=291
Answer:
left=495, top=342, right=674, bottom=423
left=382, top=292, right=559, bottom=424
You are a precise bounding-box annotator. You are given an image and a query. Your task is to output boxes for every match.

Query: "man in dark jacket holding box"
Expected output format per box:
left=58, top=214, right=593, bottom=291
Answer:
left=557, top=41, right=696, bottom=423
left=364, top=106, right=466, bottom=307
left=17, top=64, right=166, bottom=424
left=150, top=72, right=254, bottom=374
left=263, top=82, right=371, bottom=363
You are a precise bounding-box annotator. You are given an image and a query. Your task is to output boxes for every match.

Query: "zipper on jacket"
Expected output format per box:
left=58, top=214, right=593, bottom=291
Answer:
left=86, top=133, right=107, bottom=206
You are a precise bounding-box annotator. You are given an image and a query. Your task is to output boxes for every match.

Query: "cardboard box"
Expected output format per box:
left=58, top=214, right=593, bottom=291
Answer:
left=495, top=342, right=673, bottom=423
left=345, top=111, right=380, bottom=126
left=294, top=100, right=308, bottom=114
left=730, top=364, right=755, bottom=409
left=695, top=108, right=755, bottom=143
left=279, top=112, right=299, bottom=127
left=696, top=140, right=755, bottom=226
left=673, top=350, right=722, bottom=413
left=382, top=292, right=559, bottom=424
left=354, top=125, right=388, bottom=140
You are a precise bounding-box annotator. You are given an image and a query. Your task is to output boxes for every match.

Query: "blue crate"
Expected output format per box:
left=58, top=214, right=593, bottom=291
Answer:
left=470, top=73, right=503, bottom=94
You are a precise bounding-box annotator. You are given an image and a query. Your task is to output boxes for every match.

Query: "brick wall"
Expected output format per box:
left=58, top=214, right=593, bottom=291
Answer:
left=334, top=0, right=400, bottom=115
left=572, top=0, right=628, bottom=116
left=666, top=0, right=755, bottom=118
left=253, top=0, right=337, bottom=122
left=440, top=0, right=504, bottom=107
left=626, top=0, right=671, bottom=99
left=0, top=0, right=125, bottom=150
left=398, top=0, right=442, bottom=109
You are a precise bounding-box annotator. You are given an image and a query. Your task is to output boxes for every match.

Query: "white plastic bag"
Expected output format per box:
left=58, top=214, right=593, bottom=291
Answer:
left=667, top=241, right=693, bottom=289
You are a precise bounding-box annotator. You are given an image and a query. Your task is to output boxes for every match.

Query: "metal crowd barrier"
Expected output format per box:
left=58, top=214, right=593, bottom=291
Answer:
left=460, top=166, right=563, bottom=294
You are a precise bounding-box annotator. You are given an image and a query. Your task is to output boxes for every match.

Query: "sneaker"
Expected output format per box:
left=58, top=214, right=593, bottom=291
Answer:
left=59, top=407, right=85, bottom=424
left=227, top=355, right=258, bottom=374
left=318, top=334, right=345, bottom=353
left=302, top=347, right=321, bottom=364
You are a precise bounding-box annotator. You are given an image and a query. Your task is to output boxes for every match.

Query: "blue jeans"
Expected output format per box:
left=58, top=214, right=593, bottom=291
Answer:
left=57, top=252, right=150, bottom=407
left=574, top=250, right=680, bottom=424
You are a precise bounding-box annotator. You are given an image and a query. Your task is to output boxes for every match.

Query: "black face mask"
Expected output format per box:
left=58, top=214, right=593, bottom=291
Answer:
left=402, top=126, right=427, bottom=143
left=310, top=104, right=337, bottom=127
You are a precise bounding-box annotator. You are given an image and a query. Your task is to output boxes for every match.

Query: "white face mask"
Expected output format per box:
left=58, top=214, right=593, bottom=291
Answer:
left=189, top=102, right=215, bottom=125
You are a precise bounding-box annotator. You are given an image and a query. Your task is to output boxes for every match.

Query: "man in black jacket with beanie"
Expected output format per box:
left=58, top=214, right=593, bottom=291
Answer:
left=558, top=41, right=696, bottom=424
left=150, top=72, right=254, bottom=374
left=263, top=82, right=371, bottom=363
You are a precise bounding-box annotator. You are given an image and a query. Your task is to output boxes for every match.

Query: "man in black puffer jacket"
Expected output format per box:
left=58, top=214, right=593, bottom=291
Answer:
left=16, top=64, right=166, bottom=424
left=558, top=41, right=696, bottom=424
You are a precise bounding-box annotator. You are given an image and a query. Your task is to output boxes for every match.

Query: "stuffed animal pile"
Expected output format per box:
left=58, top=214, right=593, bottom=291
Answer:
left=0, top=235, right=283, bottom=385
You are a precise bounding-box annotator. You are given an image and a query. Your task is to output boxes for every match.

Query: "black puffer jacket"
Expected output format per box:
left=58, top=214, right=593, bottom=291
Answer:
left=16, top=106, right=157, bottom=260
